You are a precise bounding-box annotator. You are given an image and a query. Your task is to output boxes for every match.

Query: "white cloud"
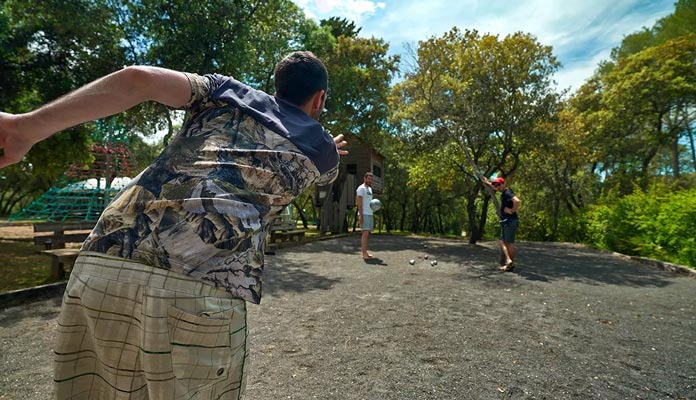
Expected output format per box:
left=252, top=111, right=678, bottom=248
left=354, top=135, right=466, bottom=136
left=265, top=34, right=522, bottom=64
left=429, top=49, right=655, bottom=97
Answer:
left=298, top=0, right=675, bottom=93
left=295, top=0, right=386, bottom=25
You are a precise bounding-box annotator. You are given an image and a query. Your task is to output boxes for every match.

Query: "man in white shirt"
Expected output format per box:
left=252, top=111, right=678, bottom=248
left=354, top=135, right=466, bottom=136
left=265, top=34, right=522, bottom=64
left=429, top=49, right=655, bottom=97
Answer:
left=356, top=172, right=375, bottom=259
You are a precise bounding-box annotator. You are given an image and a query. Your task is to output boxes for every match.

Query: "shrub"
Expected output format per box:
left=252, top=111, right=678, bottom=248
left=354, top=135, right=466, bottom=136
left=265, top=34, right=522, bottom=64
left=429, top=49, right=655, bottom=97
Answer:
left=572, top=186, right=696, bottom=268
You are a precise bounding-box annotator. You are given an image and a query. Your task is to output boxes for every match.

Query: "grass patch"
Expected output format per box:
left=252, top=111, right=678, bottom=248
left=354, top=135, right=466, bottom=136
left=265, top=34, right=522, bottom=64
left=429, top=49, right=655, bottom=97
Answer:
left=0, top=240, right=62, bottom=293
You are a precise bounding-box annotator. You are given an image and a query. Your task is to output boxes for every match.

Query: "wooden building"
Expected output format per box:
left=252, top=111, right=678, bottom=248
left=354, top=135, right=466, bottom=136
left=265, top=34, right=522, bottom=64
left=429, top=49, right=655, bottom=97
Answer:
left=315, top=136, right=384, bottom=235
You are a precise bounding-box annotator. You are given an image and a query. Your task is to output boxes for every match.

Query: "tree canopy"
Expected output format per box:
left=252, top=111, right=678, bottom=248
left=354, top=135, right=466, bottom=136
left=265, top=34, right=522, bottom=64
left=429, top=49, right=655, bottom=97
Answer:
left=390, top=28, right=560, bottom=242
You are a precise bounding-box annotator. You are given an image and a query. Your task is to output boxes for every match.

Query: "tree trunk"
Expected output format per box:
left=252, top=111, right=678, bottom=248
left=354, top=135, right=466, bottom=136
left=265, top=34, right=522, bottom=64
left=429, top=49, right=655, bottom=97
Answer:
left=399, top=202, right=407, bottom=232
left=466, top=190, right=479, bottom=244
left=476, top=195, right=491, bottom=242
left=551, top=193, right=560, bottom=241
left=291, top=199, right=308, bottom=229
left=686, top=121, right=696, bottom=172
left=671, top=135, right=680, bottom=179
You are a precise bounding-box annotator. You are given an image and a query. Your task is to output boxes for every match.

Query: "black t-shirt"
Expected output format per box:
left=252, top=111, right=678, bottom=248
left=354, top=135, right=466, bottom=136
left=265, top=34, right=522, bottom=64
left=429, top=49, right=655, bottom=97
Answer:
left=500, top=188, right=518, bottom=219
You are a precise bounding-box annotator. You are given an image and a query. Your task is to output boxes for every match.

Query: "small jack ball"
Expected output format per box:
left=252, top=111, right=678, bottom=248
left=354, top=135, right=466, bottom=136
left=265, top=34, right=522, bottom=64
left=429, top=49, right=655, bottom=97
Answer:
left=409, top=259, right=415, bottom=265
left=424, top=255, right=429, bottom=260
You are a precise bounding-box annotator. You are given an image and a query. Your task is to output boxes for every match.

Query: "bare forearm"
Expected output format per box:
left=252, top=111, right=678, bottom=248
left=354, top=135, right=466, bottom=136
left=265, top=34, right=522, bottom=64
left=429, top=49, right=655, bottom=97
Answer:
left=17, top=66, right=189, bottom=143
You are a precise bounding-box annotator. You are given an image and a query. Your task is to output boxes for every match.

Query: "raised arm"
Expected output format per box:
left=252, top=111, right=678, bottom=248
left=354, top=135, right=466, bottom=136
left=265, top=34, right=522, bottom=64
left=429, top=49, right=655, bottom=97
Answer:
left=0, top=66, right=191, bottom=168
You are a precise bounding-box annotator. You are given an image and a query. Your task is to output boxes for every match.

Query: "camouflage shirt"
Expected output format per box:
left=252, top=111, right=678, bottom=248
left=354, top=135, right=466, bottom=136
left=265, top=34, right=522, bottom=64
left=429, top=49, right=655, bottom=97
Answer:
left=81, top=73, right=339, bottom=303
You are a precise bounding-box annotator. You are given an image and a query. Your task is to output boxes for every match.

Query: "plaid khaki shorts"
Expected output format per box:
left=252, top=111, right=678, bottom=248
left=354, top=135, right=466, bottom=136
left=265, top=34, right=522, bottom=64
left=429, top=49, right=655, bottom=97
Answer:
left=54, top=252, right=248, bottom=399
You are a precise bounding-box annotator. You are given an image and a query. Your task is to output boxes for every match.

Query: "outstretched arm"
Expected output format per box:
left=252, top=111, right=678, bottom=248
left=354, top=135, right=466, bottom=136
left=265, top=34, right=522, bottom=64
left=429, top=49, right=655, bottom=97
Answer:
left=0, top=66, right=191, bottom=168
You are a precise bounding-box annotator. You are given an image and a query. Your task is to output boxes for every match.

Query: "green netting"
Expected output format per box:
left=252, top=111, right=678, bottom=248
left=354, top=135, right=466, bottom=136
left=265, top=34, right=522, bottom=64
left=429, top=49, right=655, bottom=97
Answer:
left=9, top=177, right=133, bottom=222
left=9, top=119, right=140, bottom=222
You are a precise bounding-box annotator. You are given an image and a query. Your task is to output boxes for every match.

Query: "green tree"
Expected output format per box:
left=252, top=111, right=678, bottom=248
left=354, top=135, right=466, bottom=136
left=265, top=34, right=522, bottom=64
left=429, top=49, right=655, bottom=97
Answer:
left=0, top=0, right=129, bottom=215
left=297, top=18, right=399, bottom=234
left=583, top=35, right=696, bottom=189
left=608, top=0, right=696, bottom=176
left=517, top=105, right=596, bottom=240
left=125, top=0, right=312, bottom=143
left=390, top=28, right=560, bottom=243
left=655, top=0, right=696, bottom=43
left=320, top=16, right=361, bottom=38
left=314, top=24, right=400, bottom=148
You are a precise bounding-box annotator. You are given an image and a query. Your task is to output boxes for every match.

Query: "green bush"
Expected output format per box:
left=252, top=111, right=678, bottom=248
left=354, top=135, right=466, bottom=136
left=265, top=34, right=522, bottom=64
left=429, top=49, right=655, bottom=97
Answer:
left=573, top=186, right=696, bottom=268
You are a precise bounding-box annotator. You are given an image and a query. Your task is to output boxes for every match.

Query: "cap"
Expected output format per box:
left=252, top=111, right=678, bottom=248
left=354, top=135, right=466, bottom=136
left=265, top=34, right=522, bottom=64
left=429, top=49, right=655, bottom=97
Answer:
left=492, top=177, right=505, bottom=185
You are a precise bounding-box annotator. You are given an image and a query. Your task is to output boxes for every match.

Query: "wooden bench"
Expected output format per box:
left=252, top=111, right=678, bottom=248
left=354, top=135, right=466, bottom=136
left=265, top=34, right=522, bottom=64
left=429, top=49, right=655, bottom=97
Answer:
left=34, top=221, right=95, bottom=279
left=269, top=210, right=306, bottom=245
left=34, top=221, right=95, bottom=249
left=270, top=228, right=306, bottom=244
left=41, top=248, right=82, bottom=279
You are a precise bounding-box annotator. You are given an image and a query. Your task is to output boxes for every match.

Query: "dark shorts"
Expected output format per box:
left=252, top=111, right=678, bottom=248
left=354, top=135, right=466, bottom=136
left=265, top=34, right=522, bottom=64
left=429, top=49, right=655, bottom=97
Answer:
left=499, top=218, right=519, bottom=243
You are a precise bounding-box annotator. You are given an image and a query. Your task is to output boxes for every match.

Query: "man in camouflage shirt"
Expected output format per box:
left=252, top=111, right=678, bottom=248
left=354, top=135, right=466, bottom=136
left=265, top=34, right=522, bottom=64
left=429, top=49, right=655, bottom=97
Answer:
left=0, top=51, right=346, bottom=399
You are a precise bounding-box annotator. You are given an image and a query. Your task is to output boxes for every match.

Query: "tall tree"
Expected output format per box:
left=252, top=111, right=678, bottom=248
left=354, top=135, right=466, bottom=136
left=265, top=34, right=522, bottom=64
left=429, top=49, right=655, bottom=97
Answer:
left=655, top=0, right=696, bottom=42
left=390, top=28, right=560, bottom=243
left=517, top=104, right=595, bottom=240
left=607, top=0, right=696, bottom=177
left=0, top=0, right=129, bottom=215
left=125, top=0, right=312, bottom=143
left=320, top=35, right=399, bottom=146
left=306, top=18, right=399, bottom=148
left=320, top=16, right=361, bottom=38
left=584, top=35, right=696, bottom=187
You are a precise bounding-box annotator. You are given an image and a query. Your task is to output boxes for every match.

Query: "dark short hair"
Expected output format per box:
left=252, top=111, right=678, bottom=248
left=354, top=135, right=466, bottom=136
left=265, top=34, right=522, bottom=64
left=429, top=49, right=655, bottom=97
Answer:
left=274, top=51, right=328, bottom=106
left=364, top=172, right=373, bottom=178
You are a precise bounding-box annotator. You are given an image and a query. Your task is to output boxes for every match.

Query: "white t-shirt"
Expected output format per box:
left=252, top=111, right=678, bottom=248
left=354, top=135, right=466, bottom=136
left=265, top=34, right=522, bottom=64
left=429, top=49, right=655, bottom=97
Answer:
left=356, top=184, right=373, bottom=216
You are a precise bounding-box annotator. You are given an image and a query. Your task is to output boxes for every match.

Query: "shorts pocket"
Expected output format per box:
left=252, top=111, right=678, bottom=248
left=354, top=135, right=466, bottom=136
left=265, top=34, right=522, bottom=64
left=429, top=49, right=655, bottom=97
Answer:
left=168, top=306, right=233, bottom=392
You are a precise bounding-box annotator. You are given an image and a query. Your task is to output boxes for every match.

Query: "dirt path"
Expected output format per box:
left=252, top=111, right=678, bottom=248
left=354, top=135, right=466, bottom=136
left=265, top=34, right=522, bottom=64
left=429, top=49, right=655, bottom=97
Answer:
left=1, top=235, right=695, bottom=399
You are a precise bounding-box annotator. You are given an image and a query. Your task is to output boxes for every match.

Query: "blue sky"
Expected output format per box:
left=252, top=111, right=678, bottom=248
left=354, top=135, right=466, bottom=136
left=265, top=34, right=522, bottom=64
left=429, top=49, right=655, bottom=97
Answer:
left=294, top=0, right=676, bottom=92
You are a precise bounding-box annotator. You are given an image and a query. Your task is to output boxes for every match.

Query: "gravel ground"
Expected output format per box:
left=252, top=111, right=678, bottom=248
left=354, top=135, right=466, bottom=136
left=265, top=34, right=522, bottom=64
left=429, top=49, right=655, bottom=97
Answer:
left=1, top=234, right=695, bottom=399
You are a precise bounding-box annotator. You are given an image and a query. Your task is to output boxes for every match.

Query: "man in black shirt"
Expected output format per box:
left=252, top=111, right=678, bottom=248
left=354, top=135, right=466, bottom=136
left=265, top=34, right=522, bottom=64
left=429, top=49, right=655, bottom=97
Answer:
left=484, top=177, right=520, bottom=271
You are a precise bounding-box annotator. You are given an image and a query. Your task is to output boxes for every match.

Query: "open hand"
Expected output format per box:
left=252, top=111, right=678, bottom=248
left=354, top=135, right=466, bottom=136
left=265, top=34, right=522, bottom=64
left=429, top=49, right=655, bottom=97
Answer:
left=333, top=133, right=348, bottom=156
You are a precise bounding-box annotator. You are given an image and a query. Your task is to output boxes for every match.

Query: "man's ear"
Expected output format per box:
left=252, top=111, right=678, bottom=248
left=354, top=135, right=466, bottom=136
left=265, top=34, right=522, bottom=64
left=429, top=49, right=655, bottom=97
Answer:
left=311, top=89, right=326, bottom=112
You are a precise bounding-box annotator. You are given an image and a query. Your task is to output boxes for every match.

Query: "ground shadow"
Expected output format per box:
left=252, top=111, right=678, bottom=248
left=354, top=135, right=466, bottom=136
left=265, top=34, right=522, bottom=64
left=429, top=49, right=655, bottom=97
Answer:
left=363, top=257, right=387, bottom=266
left=511, top=241, right=680, bottom=288
left=261, top=257, right=343, bottom=297
left=295, top=234, right=683, bottom=289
